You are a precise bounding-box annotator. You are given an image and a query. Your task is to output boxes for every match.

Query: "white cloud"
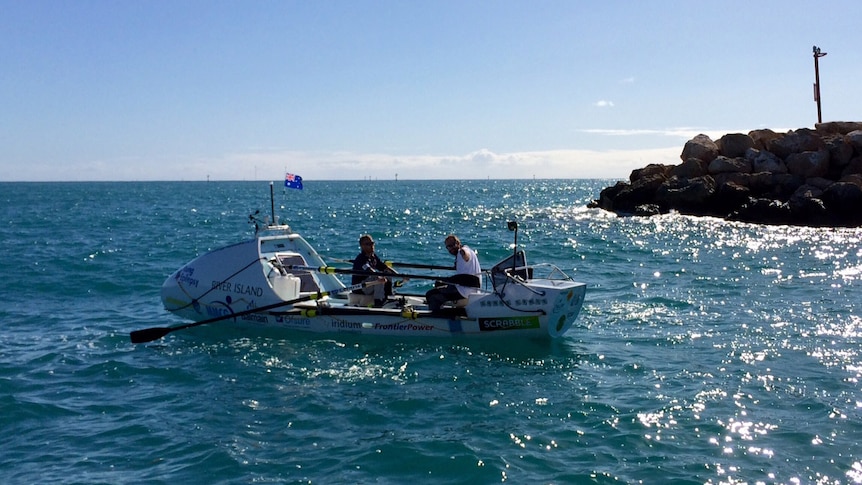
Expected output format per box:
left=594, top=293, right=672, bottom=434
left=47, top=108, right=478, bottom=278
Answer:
left=201, top=146, right=682, bottom=181
left=28, top=123, right=799, bottom=182
left=594, top=100, right=615, bottom=108
left=13, top=144, right=690, bottom=182
left=581, top=127, right=749, bottom=140
left=10, top=145, right=681, bottom=182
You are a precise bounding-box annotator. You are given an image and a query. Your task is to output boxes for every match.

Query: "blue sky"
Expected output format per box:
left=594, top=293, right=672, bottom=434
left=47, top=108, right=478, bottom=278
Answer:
left=2, top=1, right=860, bottom=181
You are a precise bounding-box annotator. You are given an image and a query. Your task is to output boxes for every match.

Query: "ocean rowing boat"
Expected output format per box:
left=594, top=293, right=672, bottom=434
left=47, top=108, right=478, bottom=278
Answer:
left=131, top=189, right=586, bottom=343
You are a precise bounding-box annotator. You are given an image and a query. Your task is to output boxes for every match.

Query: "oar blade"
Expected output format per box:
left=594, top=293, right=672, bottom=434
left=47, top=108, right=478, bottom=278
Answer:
left=129, top=326, right=173, bottom=344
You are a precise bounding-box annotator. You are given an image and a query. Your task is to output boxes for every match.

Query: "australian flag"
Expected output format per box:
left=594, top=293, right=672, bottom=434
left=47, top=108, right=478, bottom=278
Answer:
left=284, top=173, right=303, bottom=190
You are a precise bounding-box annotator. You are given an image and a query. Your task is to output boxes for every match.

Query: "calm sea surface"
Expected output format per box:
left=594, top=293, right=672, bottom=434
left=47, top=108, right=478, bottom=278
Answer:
left=1, top=180, right=861, bottom=484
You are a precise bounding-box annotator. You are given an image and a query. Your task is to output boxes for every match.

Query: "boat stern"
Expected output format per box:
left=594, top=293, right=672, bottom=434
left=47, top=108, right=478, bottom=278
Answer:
left=161, top=264, right=206, bottom=321
left=542, top=281, right=587, bottom=338
left=160, top=239, right=283, bottom=322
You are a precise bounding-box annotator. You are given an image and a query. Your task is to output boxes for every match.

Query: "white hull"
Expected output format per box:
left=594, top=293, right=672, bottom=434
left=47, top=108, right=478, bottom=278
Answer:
left=160, top=225, right=586, bottom=340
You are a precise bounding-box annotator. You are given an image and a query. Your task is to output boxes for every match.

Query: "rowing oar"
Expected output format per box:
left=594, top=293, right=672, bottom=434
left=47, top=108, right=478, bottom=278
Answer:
left=326, top=257, right=453, bottom=271
left=129, top=280, right=383, bottom=344
left=384, top=261, right=454, bottom=271
left=287, top=265, right=481, bottom=288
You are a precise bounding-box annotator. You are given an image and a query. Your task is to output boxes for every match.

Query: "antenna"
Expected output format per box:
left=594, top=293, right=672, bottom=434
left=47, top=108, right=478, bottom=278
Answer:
left=507, top=221, right=518, bottom=272
left=270, top=182, right=276, bottom=226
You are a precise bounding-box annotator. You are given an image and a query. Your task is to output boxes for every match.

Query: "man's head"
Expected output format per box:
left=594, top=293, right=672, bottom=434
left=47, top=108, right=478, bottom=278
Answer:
left=444, top=234, right=461, bottom=255
left=359, top=234, right=375, bottom=254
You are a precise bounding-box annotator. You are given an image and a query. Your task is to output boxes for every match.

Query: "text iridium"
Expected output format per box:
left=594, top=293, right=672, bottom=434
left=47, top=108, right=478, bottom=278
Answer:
left=330, top=321, right=434, bottom=331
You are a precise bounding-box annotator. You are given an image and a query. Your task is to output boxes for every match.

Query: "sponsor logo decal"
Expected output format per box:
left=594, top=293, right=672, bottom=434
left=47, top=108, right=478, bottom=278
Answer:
left=329, top=321, right=434, bottom=332
left=479, top=298, right=548, bottom=308
left=176, top=267, right=199, bottom=288
left=479, top=316, right=540, bottom=331
left=211, top=280, right=264, bottom=297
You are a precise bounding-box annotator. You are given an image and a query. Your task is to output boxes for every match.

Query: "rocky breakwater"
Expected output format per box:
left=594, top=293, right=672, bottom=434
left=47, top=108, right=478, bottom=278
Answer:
left=590, top=122, right=862, bottom=227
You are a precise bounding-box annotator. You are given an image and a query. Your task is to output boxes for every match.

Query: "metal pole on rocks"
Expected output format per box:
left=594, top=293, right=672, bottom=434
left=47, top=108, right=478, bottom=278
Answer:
left=813, top=45, right=827, bottom=124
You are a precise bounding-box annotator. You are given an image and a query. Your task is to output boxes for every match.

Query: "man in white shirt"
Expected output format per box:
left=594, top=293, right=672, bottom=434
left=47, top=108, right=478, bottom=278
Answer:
left=426, top=234, right=481, bottom=311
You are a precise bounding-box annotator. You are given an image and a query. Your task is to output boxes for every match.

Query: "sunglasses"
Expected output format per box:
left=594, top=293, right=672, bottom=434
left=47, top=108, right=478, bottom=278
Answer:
left=445, top=242, right=458, bottom=249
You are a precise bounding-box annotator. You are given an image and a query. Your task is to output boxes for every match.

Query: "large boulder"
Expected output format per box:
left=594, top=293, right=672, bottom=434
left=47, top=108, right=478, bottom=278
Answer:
left=843, top=157, right=862, bottom=177
left=749, top=128, right=781, bottom=151
left=806, top=177, right=834, bottom=190
left=714, top=172, right=752, bottom=189
left=825, top=135, right=854, bottom=170
left=711, top=172, right=802, bottom=199
left=786, top=150, right=830, bottom=178
left=612, top=174, right=667, bottom=213
left=765, top=173, right=805, bottom=200
left=630, top=163, right=672, bottom=183
left=729, top=198, right=792, bottom=225
left=595, top=181, right=629, bottom=211
left=708, top=156, right=751, bottom=174
left=671, top=158, right=708, bottom=178
left=816, top=121, right=862, bottom=135
left=681, top=134, right=719, bottom=164
left=790, top=183, right=824, bottom=204
left=718, top=133, right=755, bottom=158
left=655, top=175, right=717, bottom=214
left=746, top=148, right=787, bottom=174
left=714, top=181, right=751, bottom=215
left=769, top=129, right=826, bottom=159
left=787, top=185, right=831, bottom=226
left=821, top=181, right=862, bottom=223
left=846, top=130, right=862, bottom=153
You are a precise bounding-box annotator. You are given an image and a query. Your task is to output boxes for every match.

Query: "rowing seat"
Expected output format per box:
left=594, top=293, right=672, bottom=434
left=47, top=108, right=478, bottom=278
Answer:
left=348, top=293, right=374, bottom=307
left=440, top=298, right=469, bottom=309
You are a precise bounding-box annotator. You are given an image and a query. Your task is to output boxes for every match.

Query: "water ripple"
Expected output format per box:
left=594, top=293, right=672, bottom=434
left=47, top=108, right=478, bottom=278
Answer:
left=2, top=181, right=861, bottom=483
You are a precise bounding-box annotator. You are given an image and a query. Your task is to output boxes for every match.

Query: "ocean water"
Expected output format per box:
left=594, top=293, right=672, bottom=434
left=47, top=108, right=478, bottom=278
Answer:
left=1, top=179, right=861, bottom=484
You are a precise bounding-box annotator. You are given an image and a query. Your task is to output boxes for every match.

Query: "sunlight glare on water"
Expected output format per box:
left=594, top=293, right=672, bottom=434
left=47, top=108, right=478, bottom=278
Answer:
left=1, top=180, right=861, bottom=484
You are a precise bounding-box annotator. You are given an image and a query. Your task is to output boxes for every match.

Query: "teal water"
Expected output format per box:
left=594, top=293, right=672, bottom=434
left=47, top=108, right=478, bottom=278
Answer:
left=1, top=180, right=861, bottom=484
